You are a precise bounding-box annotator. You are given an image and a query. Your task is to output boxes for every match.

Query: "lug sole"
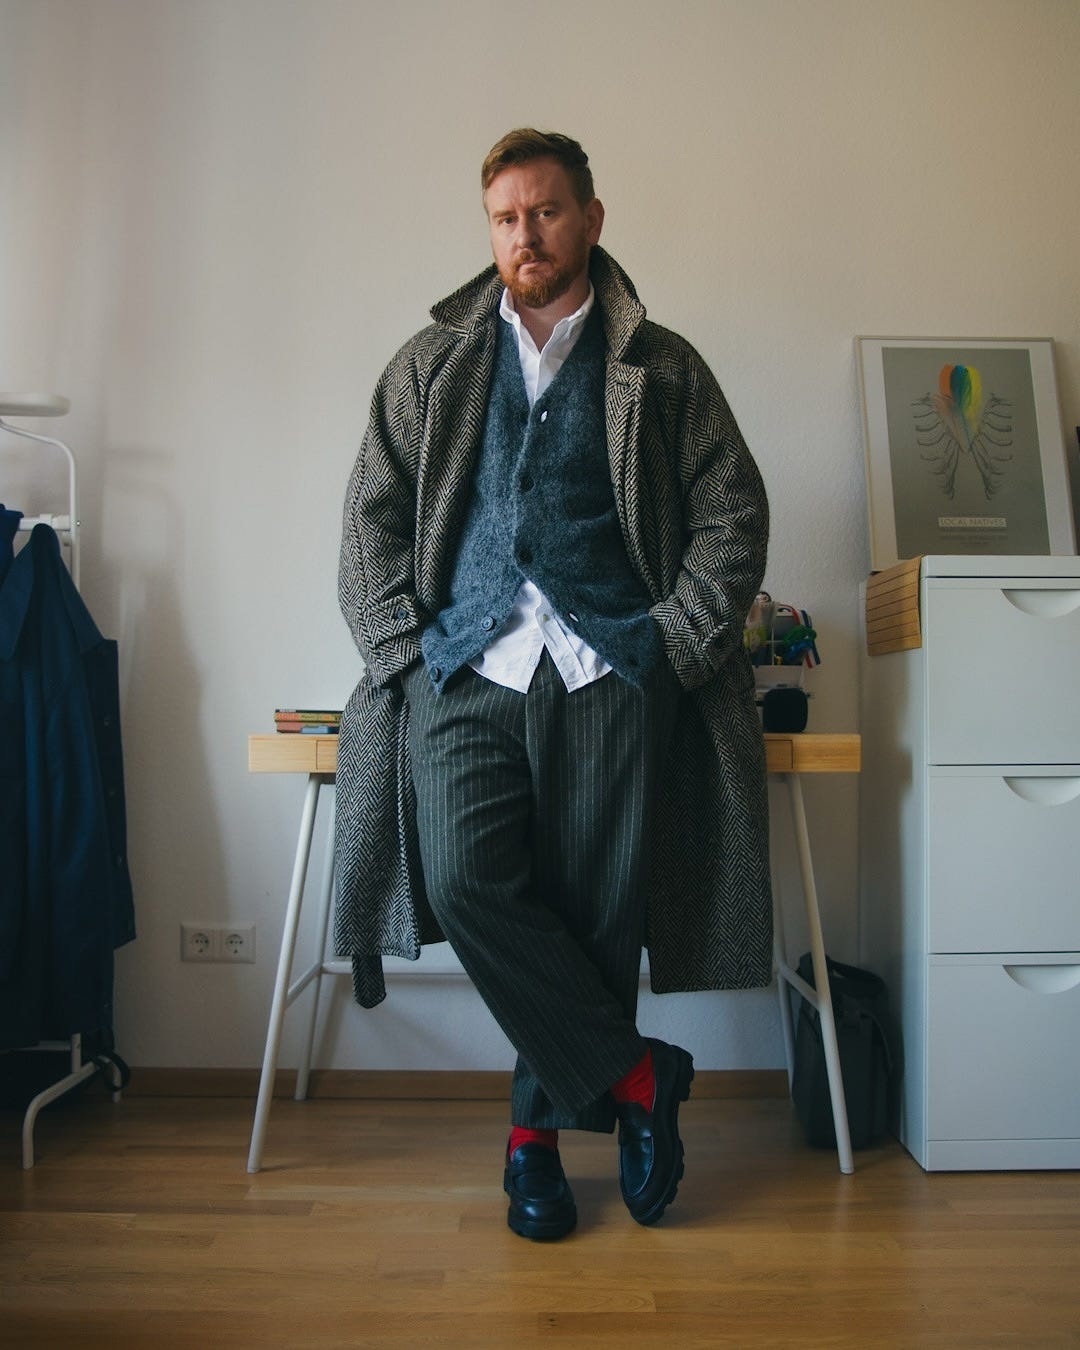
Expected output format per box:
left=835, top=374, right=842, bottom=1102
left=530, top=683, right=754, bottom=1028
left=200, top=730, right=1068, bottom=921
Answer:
left=627, top=1049, right=695, bottom=1227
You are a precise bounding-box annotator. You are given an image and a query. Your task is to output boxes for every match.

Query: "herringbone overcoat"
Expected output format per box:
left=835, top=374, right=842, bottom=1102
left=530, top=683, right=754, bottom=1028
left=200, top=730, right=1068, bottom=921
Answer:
left=335, top=247, right=771, bottom=1008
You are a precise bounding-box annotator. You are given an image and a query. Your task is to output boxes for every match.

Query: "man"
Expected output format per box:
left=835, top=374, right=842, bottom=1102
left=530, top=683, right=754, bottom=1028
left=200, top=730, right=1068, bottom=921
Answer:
left=337, top=130, right=770, bottom=1241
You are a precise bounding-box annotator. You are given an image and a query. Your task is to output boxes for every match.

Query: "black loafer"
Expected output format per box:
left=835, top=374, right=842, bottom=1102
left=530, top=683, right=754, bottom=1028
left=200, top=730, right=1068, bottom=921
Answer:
left=503, top=1143, right=577, bottom=1241
left=615, top=1037, right=695, bottom=1226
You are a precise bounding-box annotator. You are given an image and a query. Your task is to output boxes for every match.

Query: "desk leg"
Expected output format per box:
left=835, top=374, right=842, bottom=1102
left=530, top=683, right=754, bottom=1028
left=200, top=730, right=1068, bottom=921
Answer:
left=295, top=795, right=337, bottom=1103
left=771, top=840, right=797, bottom=1088
left=783, top=772, right=855, bottom=1176
left=247, top=773, right=324, bottom=1174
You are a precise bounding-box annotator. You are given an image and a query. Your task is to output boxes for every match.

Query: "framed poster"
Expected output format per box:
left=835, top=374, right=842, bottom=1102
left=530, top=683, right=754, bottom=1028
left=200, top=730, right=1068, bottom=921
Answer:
left=856, top=337, right=1075, bottom=571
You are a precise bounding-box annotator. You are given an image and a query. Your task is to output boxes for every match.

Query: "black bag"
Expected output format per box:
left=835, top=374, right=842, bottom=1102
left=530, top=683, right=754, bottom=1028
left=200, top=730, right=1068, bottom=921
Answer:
left=791, top=953, right=893, bottom=1150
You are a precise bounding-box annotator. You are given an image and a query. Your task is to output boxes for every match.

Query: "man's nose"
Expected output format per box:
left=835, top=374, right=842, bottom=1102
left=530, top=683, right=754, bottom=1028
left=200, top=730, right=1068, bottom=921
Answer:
left=513, top=216, right=539, bottom=250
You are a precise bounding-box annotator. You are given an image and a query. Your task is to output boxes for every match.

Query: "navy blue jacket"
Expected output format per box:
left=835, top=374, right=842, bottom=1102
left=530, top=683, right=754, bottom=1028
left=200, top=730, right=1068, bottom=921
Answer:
left=0, top=513, right=135, bottom=1050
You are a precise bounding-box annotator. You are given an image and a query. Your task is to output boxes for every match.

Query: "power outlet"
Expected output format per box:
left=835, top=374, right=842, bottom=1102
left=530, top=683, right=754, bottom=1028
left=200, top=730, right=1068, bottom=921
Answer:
left=221, top=924, right=255, bottom=962
left=181, top=925, right=214, bottom=960
left=181, top=922, right=256, bottom=963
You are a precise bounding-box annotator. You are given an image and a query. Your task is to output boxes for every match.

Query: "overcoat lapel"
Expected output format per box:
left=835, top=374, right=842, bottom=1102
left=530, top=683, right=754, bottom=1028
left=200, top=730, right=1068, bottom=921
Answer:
left=604, top=361, right=660, bottom=601
left=413, top=326, right=496, bottom=614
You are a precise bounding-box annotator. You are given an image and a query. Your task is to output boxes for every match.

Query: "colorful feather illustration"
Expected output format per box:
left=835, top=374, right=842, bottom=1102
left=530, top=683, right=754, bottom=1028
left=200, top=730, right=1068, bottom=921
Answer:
left=912, top=364, right=1013, bottom=499
left=933, top=364, right=982, bottom=450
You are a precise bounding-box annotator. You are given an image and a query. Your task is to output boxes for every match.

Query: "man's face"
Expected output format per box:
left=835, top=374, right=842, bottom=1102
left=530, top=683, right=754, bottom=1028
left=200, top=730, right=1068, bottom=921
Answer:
left=485, top=158, right=603, bottom=311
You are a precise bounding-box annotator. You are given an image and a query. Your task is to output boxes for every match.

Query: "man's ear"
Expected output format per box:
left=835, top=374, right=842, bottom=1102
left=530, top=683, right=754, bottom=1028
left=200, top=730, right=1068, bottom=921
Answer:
left=585, top=198, right=605, bottom=246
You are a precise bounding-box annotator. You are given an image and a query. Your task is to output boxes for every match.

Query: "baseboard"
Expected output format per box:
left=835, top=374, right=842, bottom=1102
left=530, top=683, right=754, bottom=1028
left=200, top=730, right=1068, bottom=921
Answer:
left=125, top=1067, right=789, bottom=1100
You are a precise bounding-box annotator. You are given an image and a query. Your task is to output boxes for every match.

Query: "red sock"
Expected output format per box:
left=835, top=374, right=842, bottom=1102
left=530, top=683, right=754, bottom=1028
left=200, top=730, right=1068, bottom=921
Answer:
left=508, top=1126, right=558, bottom=1156
left=610, top=1047, right=655, bottom=1112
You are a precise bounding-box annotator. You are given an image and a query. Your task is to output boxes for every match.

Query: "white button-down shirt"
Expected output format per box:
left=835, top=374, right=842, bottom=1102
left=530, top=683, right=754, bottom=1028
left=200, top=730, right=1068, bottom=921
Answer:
left=467, top=286, right=613, bottom=693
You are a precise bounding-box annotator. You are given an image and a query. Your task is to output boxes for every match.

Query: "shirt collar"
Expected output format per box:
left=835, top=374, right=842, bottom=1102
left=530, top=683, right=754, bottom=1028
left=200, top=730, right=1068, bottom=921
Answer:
left=0, top=523, right=34, bottom=660
left=0, top=505, right=22, bottom=586
left=499, top=283, right=595, bottom=346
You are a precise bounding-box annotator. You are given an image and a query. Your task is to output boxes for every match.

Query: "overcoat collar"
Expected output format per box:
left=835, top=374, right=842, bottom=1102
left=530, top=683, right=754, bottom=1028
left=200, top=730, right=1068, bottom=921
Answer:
left=429, top=246, right=647, bottom=363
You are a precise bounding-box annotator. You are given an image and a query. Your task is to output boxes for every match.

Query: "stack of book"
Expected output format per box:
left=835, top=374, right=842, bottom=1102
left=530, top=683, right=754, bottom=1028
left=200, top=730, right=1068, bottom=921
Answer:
left=274, top=709, right=341, bottom=735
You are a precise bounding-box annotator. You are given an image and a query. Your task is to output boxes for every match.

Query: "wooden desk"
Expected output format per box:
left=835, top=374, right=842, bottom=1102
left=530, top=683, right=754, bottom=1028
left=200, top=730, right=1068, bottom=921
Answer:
left=247, top=731, right=862, bottom=1174
left=249, top=731, right=861, bottom=778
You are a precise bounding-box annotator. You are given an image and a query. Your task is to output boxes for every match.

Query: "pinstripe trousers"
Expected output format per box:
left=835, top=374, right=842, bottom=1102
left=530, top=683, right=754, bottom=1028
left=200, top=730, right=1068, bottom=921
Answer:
left=403, top=651, right=679, bottom=1133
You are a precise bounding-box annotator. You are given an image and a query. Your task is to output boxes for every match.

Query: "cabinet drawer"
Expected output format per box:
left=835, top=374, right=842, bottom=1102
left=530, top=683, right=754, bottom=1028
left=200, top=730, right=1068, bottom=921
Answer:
left=927, top=957, right=1080, bottom=1143
left=927, top=769, right=1080, bottom=952
left=924, top=581, right=1080, bottom=763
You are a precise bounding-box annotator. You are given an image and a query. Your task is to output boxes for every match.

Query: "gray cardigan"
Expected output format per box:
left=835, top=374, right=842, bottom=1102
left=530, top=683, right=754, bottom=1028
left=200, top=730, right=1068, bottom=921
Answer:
left=336, top=247, right=771, bottom=1007
left=421, top=303, right=661, bottom=690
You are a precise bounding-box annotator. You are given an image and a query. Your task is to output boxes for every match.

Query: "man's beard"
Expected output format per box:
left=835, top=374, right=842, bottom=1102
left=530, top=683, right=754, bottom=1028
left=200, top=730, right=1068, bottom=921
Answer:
left=501, top=239, right=590, bottom=310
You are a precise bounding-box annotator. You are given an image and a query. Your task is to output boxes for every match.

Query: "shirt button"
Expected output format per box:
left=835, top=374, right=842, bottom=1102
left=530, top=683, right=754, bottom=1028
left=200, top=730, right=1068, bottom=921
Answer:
left=481, top=615, right=495, bottom=631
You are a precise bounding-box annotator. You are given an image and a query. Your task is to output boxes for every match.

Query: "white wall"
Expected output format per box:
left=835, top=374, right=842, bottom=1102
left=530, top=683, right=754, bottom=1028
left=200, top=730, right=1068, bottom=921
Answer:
left=3, top=0, right=1079, bottom=1073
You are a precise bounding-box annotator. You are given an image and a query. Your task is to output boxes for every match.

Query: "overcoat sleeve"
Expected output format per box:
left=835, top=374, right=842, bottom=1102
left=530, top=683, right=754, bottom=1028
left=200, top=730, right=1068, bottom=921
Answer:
left=338, top=341, right=429, bottom=686
left=646, top=339, right=768, bottom=691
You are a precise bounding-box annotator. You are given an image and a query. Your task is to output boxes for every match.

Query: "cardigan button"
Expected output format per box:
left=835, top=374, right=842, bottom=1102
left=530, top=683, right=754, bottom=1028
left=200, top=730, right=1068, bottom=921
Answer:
left=481, top=615, right=495, bottom=631
left=539, top=409, right=548, bottom=423
left=431, top=665, right=442, bottom=683
left=518, top=546, right=533, bottom=565
left=520, top=473, right=534, bottom=491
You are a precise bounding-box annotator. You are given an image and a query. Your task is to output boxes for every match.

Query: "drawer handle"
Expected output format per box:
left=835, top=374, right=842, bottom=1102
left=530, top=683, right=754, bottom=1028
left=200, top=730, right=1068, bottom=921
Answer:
left=1003, top=964, right=1080, bottom=994
left=1001, top=589, right=1080, bottom=617
left=1003, top=776, right=1080, bottom=805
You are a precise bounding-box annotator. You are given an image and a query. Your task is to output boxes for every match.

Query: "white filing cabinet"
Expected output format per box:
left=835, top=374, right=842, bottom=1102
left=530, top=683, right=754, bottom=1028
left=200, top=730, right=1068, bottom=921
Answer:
left=860, top=555, right=1080, bottom=1170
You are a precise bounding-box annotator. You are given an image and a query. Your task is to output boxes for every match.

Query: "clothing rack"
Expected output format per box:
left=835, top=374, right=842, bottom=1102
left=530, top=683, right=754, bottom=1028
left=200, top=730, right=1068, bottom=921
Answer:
left=1, top=393, right=120, bottom=1167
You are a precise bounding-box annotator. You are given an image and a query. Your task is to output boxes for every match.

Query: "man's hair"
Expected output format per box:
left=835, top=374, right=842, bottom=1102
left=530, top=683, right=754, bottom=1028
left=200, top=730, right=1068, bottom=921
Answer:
left=481, top=129, right=595, bottom=207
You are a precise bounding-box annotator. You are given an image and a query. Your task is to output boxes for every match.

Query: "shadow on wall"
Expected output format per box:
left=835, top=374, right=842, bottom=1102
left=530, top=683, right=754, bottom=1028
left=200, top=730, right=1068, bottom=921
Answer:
left=311, top=954, right=515, bottom=1074
left=101, top=446, right=230, bottom=1058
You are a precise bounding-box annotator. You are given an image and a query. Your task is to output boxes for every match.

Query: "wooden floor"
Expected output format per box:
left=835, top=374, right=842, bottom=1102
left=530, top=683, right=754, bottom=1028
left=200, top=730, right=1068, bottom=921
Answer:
left=2, top=1094, right=1079, bottom=1349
